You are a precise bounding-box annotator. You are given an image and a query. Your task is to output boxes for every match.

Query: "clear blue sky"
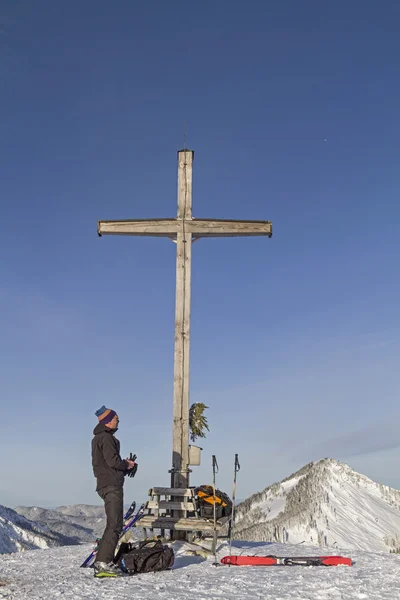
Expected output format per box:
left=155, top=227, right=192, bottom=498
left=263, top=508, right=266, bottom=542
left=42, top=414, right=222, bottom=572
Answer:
left=1, top=1, right=400, bottom=507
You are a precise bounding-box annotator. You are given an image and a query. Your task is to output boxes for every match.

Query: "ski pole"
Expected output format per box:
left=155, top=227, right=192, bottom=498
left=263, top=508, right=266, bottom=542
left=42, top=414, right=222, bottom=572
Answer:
left=212, top=454, right=219, bottom=565
left=228, top=453, right=240, bottom=563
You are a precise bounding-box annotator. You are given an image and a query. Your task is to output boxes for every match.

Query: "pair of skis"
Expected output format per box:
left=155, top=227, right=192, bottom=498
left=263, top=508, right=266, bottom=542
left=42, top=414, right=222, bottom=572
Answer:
left=80, top=501, right=146, bottom=568
left=221, top=554, right=353, bottom=567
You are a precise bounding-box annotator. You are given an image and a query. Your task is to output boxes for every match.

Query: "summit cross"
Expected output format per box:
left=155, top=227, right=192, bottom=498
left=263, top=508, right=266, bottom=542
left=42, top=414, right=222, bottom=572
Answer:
left=97, top=149, right=272, bottom=490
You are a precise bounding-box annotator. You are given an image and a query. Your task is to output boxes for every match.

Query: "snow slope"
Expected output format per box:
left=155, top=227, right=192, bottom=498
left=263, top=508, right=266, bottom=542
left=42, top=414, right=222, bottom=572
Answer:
left=234, top=459, right=400, bottom=553
left=0, top=540, right=399, bottom=600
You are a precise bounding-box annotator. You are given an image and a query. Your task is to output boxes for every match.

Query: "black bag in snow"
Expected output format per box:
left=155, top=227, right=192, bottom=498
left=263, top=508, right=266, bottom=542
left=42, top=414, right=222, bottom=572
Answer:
left=117, top=540, right=174, bottom=575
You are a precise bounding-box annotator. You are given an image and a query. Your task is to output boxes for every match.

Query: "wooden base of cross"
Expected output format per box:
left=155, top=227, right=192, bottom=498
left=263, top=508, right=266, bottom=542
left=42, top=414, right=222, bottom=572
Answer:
left=134, top=486, right=229, bottom=552
left=97, top=148, right=272, bottom=542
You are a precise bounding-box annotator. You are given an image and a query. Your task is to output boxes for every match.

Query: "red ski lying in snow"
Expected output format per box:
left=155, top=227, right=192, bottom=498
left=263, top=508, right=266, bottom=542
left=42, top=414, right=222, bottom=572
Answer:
left=221, top=555, right=353, bottom=567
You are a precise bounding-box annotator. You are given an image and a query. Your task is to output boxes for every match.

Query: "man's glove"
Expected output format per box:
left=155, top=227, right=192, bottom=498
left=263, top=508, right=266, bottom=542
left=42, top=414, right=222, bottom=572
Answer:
left=125, top=452, right=138, bottom=478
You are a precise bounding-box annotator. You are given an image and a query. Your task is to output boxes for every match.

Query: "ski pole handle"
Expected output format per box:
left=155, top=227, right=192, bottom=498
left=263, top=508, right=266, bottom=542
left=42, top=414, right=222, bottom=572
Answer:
left=235, top=454, right=240, bottom=472
left=212, top=455, right=219, bottom=473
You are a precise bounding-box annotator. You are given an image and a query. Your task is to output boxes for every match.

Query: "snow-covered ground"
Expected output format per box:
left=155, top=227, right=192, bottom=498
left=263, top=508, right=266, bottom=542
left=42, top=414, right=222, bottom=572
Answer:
left=1, top=540, right=400, bottom=599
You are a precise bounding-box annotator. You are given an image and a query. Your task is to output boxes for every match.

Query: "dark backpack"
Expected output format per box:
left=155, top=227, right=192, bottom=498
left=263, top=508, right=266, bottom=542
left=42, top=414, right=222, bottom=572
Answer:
left=194, top=485, right=232, bottom=520
left=117, top=540, right=174, bottom=575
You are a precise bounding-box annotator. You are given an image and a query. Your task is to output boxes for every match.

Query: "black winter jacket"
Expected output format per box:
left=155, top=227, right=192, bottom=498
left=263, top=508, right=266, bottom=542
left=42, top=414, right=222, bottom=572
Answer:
left=91, top=423, right=128, bottom=491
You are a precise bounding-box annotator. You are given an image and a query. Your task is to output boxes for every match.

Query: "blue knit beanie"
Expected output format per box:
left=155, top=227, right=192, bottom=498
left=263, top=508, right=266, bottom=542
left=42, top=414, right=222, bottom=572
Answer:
left=95, top=405, right=117, bottom=425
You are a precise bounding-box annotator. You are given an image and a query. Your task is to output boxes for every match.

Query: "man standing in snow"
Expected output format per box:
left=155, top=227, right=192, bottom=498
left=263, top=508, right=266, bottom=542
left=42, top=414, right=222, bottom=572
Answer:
left=91, top=405, right=136, bottom=578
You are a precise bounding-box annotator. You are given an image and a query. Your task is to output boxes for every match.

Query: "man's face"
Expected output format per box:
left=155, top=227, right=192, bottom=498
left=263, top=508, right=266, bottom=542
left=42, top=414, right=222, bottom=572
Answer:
left=107, top=414, right=119, bottom=429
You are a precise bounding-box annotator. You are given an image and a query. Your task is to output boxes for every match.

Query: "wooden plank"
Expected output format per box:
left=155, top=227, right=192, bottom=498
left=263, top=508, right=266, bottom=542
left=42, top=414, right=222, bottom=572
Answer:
left=146, top=501, right=195, bottom=511
left=97, top=218, right=272, bottom=238
left=188, top=219, right=272, bottom=237
left=171, top=232, right=191, bottom=488
left=177, top=149, right=193, bottom=219
left=171, top=149, right=193, bottom=492
left=135, top=516, right=227, bottom=532
left=149, top=487, right=194, bottom=496
left=98, top=219, right=179, bottom=237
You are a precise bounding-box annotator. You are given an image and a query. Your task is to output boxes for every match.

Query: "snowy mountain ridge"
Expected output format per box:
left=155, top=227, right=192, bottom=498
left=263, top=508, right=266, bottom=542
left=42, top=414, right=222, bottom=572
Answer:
left=0, top=505, right=79, bottom=554
left=14, top=504, right=106, bottom=542
left=234, top=458, right=400, bottom=553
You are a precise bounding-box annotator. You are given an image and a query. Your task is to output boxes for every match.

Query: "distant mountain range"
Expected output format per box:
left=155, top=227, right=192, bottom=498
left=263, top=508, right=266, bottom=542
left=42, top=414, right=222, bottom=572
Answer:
left=0, top=505, right=80, bottom=553
left=233, top=458, right=400, bottom=553
left=14, top=504, right=106, bottom=544
left=4, top=458, right=400, bottom=554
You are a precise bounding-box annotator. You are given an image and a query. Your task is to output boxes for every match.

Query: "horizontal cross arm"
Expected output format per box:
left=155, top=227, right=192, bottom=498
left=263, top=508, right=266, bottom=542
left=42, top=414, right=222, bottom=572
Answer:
left=187, top=219, right=272, bottom=237
left=98, top=218, right=272, bottom=238
left=98, top=219, right=181, bottom=237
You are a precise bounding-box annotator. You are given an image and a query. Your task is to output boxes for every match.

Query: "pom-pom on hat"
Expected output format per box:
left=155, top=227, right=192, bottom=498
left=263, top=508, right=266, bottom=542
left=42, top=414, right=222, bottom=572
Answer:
left=95, top=405, right=117, bottom=425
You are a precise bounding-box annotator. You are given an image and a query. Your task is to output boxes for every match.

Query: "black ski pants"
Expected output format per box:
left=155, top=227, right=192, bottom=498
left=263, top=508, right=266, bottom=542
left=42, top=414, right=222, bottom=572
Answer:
left=96, top=485, right=123, bottom=563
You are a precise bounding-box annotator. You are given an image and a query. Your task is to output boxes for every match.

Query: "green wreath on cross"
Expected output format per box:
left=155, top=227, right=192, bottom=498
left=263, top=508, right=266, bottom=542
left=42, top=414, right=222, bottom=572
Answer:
left=189, top=403, right=210, bottom=442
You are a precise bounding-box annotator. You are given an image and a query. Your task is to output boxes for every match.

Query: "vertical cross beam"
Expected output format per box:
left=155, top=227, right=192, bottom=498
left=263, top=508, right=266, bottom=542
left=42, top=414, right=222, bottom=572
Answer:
left=171, top=149, right=193, bottom=490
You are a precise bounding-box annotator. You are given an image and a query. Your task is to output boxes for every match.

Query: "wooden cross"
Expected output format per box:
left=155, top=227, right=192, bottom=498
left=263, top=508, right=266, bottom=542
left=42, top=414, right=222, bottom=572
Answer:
left=98, top=149, right=272, bottom=491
